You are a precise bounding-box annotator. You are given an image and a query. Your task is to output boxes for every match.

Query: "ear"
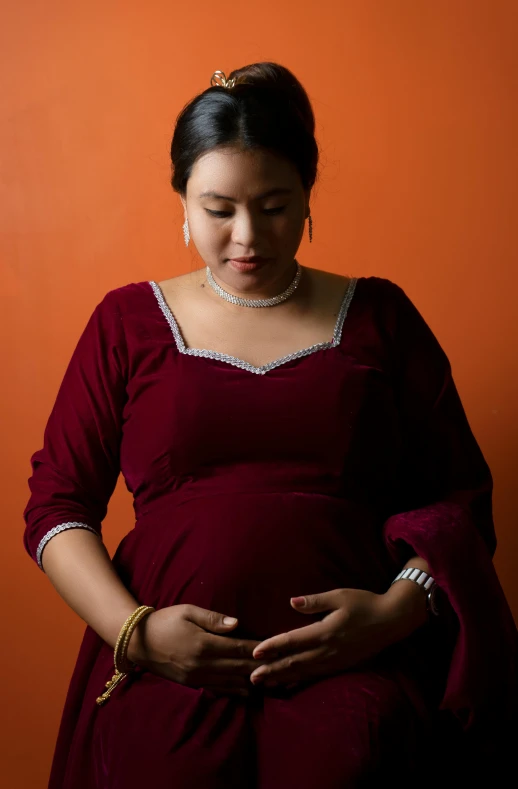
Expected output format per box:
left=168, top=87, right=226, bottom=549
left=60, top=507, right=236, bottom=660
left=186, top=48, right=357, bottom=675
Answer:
left=180, top=195, right=187, bottom=215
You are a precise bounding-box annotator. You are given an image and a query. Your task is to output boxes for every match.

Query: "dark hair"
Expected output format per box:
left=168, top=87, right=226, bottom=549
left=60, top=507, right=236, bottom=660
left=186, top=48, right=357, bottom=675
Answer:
left=170, top=62, right=319, bottom=197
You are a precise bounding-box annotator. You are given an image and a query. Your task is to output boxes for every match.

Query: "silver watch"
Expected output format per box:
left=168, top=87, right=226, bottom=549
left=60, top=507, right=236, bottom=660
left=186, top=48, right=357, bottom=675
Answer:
left=390, top=567, right=439, bottom=616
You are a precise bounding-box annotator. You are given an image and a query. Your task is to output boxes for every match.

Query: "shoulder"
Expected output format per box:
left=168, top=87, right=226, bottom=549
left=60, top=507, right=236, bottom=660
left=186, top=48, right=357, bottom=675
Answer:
left=353, top=275, right=420, bottom=317
left=309, top=269, right=407, bottom=301
left=362, top=278, right=448, bottom=362
left=355, top=275, right=407, bottom=299
left=346, top=276, right=441, bottom=354
left=103, top=271, right=202, bottom=312
left=301, top=269, right=415, bottom=326
left=94, top=280, right=158, bottom=316
left=82, top=282, right=161, bottom=358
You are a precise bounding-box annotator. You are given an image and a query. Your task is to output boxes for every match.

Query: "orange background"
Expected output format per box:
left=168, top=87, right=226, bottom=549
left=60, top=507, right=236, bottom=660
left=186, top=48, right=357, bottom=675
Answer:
left=2, top=1, right=517, bottom=784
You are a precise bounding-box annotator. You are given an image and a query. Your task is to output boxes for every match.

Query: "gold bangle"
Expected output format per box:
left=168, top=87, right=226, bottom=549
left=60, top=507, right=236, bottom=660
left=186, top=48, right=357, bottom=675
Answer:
left=114, top=605, right=153, bottom=673
left=96, top=605, right=155, bottom=706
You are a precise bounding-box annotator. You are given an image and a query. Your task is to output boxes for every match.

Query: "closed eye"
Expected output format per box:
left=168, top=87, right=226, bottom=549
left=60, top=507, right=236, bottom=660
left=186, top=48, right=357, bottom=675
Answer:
left=206, top=207, right=287, bottom=218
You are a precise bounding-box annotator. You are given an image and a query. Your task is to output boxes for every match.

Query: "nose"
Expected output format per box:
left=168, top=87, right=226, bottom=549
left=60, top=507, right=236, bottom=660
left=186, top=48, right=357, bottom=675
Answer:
left=230, top=212, right=264, bottom=248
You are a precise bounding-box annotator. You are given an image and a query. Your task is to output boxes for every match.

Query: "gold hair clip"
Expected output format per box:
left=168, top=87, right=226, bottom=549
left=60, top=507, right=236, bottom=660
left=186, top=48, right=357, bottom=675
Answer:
left=210, top=70, right=236, bottom=88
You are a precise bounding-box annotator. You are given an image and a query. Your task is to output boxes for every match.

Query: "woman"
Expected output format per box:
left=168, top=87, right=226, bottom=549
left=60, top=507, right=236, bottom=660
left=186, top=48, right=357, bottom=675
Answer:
left=23, top=62, right=517, bottom=788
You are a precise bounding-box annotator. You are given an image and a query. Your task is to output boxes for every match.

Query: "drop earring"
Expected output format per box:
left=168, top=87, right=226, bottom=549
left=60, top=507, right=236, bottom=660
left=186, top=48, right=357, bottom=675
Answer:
left=183, top=217, right=190, bottom=247
left=308, top=213, right=313, bottom=243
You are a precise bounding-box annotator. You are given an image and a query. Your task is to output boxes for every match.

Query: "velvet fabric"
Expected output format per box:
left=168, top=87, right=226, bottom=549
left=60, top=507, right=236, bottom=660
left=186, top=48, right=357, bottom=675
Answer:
left=23, top=275, right=517, bottom=788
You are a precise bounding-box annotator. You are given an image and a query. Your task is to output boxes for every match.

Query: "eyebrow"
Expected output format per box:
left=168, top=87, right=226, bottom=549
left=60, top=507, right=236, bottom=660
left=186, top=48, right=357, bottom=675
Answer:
left=198, top=187, right=293, bottom=202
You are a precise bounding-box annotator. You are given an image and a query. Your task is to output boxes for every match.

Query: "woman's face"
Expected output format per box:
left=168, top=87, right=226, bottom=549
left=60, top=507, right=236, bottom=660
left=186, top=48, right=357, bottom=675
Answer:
left=180, top=145, right=310, bottom=296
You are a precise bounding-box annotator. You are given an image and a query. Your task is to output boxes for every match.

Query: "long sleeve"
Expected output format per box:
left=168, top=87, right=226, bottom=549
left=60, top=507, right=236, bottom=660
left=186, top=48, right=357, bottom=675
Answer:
left=381, top=282, right=517, bottom=737
left=23, top=289, right=128, bottom=570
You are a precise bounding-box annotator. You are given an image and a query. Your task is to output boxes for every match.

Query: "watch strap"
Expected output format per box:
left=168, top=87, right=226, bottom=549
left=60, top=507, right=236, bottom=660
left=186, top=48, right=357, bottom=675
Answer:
left=390, top=567, right=439, bottom=616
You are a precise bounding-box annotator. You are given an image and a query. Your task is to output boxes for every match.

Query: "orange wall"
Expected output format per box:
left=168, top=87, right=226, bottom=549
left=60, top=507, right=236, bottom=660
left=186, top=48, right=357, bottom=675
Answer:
left=2, top=1, right=517, bottom=784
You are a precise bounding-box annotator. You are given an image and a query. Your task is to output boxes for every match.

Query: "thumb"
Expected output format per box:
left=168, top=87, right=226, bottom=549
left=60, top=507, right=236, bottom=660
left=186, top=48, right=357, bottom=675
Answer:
left=186, top=605, right=238, bottom=633
left=290, top=592, right=335, bottom=613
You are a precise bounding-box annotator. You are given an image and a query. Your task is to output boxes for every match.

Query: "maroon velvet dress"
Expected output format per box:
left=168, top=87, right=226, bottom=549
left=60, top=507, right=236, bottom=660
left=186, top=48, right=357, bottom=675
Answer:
left=23, top=275, right=517, bottom=788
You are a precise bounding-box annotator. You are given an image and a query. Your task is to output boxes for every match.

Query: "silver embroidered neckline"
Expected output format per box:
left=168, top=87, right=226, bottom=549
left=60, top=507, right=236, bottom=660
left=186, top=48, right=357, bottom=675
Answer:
left=148, top=276, right=358, bottom=376
left=205, top=261, right=302, bottom=307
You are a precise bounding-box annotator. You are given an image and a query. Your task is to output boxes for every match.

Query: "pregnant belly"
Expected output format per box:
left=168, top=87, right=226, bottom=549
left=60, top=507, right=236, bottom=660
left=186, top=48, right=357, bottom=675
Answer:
left=112, top=491, right=394, bottom=640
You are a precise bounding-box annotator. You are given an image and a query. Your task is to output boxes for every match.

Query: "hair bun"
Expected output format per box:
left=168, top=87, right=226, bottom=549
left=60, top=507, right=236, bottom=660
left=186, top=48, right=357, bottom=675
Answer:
left=171, top=60, right=318, bottom=195
left=227, top=62, right=298, bottom=91
left=225, top=62, right=315, bottom=136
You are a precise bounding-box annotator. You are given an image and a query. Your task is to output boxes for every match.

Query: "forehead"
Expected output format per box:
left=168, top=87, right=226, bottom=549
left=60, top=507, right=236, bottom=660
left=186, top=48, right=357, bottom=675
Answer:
left=187, top=146, right=299, bottom=197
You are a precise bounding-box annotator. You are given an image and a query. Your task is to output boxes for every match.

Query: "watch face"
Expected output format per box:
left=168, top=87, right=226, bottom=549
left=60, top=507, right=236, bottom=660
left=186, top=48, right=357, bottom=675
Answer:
left=428, top=586, right=440, bottom=616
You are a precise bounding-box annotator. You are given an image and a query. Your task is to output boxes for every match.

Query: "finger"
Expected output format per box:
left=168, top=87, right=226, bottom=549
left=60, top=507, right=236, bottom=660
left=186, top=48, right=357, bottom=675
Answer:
left=250, top=646, right=325, bottom=684
left=197, top=654, right=268, bottom=676
left=201, top=633, right=263, bottom=659
left=199, top=657, right=267, bottom=676
left=183, top=605, right=241, bottom=635
left=290, top=589, right=342, bottom=614
left=253, top=621, right=328, bottom=660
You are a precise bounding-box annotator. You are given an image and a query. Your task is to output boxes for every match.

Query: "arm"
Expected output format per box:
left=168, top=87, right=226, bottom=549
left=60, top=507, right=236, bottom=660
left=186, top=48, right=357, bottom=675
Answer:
left=380, top=281, right=517, bottom=733
left=41, top=527, right=147, bottom=660
left=23, top=290, right=147, bottom=660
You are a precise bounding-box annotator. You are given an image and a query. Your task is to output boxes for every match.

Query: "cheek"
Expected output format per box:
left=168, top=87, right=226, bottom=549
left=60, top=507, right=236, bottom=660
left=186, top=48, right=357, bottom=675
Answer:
left=284, top=207, right=305, bottom=233
left=279, top=215, right=305, bottom=247
left=193, top=222, right=226, bottom=252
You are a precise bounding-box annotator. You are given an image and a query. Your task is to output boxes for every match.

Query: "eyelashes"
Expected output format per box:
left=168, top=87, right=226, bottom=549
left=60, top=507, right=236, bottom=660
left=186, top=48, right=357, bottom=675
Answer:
left=205, top=207, right=287, bottom=218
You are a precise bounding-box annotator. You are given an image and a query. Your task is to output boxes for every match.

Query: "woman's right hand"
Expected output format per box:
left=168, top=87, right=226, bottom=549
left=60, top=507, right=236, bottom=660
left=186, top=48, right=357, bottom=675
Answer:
left=127, top=604, right=263, bottom=698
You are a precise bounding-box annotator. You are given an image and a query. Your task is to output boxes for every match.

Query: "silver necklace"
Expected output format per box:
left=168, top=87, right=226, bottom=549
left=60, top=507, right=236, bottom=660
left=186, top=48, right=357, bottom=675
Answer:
left=205, top=261, right=302, bottom=307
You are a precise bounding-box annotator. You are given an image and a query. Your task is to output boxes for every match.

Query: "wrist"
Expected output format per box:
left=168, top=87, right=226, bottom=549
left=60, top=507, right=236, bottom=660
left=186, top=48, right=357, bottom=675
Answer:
left=126, top=611, right=155, bottom=664
left=378, top=580, right=429, bottom=645
left=105, top=605, right=155, bottom=664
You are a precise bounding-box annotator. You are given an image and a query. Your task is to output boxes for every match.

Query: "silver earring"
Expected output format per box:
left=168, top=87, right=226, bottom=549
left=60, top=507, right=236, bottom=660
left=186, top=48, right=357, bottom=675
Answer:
left=308, top=213, right=313, bottom=243
left=183, top=217, right=190, bottom=247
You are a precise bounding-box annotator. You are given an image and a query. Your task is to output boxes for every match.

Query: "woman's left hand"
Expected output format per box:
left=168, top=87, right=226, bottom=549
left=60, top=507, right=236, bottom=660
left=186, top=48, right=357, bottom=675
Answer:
left=249, top=587, right=420, bottom=688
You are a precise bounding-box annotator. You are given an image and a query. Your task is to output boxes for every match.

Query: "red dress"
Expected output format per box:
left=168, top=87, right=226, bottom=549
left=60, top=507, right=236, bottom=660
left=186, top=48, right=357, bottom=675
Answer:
left=23, top=275, right=517, bottom=788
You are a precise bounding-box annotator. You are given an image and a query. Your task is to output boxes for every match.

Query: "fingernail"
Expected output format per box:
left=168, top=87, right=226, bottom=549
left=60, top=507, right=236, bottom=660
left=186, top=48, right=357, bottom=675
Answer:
left=291, top=597, right=306, bottom=606
left=223, top=617, right=237, bottom=625
left=254, top=651, right=264, bottom=659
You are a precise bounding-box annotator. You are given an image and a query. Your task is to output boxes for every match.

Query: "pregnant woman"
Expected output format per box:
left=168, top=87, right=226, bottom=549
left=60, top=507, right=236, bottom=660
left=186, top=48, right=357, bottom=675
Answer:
left=23, top=62, right=517, bottom=788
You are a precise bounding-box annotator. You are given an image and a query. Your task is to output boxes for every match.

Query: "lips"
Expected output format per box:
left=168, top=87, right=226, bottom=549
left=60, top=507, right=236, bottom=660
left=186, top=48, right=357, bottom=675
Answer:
left=230, top=257, right=268, bottom=262
left=228, top=258, right=269, bottom=272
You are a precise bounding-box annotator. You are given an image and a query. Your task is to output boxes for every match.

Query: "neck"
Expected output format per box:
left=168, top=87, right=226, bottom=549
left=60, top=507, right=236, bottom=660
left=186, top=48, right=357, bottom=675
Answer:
left=206, top=259, right=301, bottom=303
